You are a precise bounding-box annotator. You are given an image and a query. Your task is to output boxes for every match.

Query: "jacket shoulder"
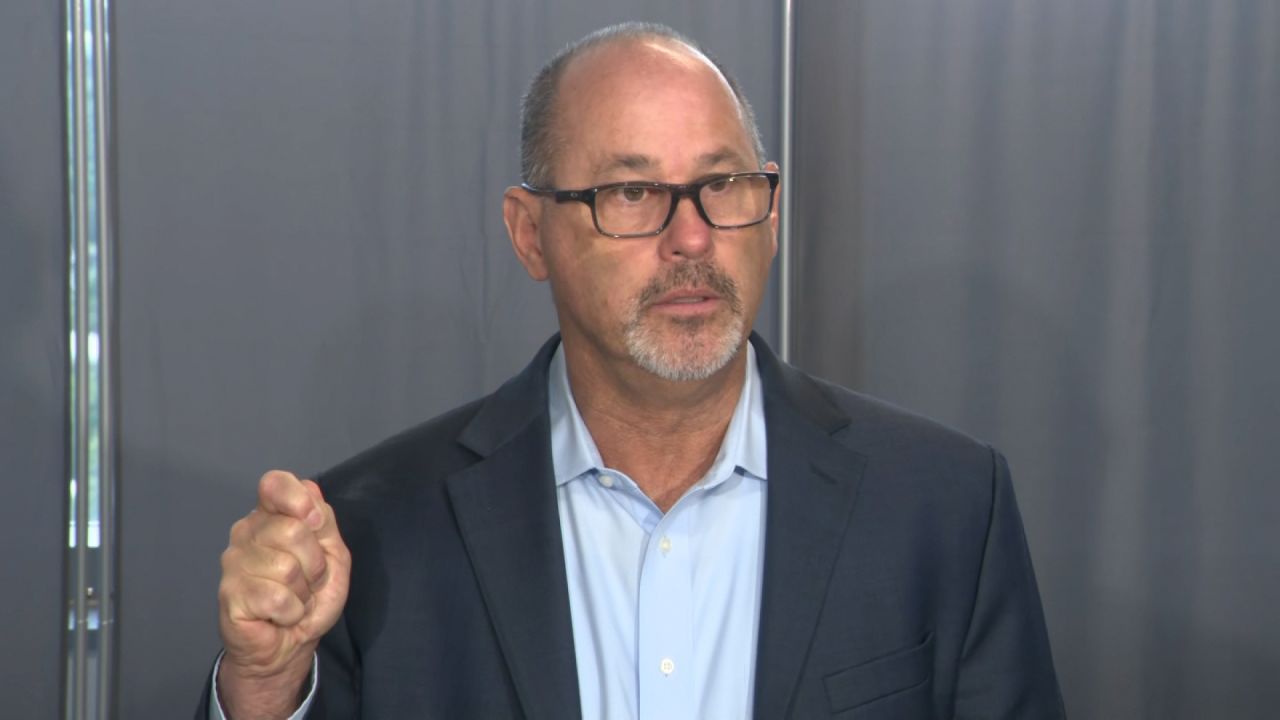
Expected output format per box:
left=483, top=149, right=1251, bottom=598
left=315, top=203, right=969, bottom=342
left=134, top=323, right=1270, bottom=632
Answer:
left=793, top=370, right=1003, bottom=493
left=797, top=367, right=992, bottom=451
left=316, top=396, right=486, bottom=498
left=313, top=335, right=559, bottom=502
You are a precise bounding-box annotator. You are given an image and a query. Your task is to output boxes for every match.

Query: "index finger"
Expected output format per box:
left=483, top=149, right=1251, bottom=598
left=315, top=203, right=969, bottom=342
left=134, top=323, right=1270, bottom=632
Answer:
left=257, top=470, right=322, bottom=529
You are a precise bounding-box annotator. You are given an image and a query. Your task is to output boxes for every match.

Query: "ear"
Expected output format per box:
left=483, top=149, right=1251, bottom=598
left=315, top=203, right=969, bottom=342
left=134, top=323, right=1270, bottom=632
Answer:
left=504, top=186, right=549, bottom=281
left=764, top=161, right=781, bottom=258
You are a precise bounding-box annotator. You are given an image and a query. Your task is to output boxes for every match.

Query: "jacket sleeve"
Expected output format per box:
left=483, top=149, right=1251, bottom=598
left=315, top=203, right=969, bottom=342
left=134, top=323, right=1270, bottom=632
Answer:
left=952, top=448, right=1067, bottom=719
left=305, top=609, right=361, bottom=718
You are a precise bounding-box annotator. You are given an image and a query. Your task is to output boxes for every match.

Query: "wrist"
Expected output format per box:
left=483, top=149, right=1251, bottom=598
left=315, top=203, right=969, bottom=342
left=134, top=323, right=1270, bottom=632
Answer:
left=217, top=654, right=312, bottom=720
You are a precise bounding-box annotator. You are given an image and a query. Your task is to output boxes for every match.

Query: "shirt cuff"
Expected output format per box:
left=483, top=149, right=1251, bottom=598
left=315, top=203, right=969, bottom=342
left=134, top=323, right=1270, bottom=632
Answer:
left=208, top=651, right=318, bottom=720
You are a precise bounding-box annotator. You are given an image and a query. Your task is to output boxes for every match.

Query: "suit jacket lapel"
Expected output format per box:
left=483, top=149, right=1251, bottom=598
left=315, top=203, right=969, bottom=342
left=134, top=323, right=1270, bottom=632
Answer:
left=441, top=334, right=865, bottom=720
left=445, top=336, right=582, bottom=720
left=751, top=337, right=868, bottom=719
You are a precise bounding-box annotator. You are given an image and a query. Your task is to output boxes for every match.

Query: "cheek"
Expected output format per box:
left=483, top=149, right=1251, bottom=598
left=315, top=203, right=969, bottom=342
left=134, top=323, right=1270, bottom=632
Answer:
left=740, top=240, right=771, bottom=278
left=731, top=234, right=777, bottom=312
left=546, top=236, right=644, bottom=322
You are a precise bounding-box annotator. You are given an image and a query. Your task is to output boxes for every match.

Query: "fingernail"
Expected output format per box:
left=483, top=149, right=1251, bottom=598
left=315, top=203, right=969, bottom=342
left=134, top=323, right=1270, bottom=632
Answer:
left=305, top=507, right=324, bottom=530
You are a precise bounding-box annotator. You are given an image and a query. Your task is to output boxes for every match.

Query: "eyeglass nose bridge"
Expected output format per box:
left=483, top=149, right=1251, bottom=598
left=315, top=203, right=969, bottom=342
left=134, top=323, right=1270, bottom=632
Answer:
left=653, top=183, right=717, bottom=236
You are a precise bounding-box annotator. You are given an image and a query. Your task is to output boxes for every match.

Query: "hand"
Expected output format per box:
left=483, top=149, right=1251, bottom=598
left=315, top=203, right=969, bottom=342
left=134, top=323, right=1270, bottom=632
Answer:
left=216, top=471, right=352, bottom=718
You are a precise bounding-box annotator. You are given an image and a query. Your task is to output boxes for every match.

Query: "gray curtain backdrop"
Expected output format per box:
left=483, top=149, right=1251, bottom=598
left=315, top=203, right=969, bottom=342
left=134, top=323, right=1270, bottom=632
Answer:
left=111, top=2, right=778, bottom=716
left=8, top=0, right=1277, bottom=717
left=0, top=0, right=69, bottom=715
left=791, top=2, right=1280, bottom=719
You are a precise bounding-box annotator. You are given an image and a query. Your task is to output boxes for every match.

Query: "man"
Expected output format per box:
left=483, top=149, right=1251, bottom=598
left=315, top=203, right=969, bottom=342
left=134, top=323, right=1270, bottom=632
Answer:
left=202, top=22, right=1065, bottom=720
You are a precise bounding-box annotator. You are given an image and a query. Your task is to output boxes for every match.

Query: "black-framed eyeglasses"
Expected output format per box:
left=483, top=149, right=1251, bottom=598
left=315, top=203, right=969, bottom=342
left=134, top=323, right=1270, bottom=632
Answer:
left=522, top=171, right=779, bottom=239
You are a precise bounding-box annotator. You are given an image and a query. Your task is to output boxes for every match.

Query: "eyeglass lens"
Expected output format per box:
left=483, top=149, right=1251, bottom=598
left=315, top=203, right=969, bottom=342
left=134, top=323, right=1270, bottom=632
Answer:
left=595, top=175, right=772, bottom=236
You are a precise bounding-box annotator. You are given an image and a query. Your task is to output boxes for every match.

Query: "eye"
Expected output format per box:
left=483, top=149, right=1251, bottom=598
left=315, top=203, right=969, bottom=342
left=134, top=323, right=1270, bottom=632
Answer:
left=703, top=177, right=732, bottom=195
left=619, top=186, right=650, bottom=203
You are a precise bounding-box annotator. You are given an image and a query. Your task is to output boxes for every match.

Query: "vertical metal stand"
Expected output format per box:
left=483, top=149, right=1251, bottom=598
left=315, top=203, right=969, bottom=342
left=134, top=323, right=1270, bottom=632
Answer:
left=779, top=0, right=796, bottom=363
left=93, top=0, right=116, bottom=714
left=65, top=0, right=115, bottom=716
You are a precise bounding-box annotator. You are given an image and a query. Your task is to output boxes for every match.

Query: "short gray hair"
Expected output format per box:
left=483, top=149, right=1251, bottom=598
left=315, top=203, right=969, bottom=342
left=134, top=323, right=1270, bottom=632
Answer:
left=519, top=22, right=767, bottom=187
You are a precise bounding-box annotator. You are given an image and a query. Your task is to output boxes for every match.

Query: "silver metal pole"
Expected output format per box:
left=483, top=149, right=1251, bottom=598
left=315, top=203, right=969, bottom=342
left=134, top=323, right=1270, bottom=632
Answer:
left=70, top=0, right=91, bottom=714
left=92, top=0, right=116, bottom=713
left=71, top=0, right=91, bottom=715
left=67, top=0, right=115, bottom=715
left=778, top=0, right=796, bottom=363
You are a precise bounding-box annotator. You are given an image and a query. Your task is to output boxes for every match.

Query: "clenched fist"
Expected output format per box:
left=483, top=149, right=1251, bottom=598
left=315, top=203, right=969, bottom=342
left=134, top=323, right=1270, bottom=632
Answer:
left=216, top=471, right=351, bottom=719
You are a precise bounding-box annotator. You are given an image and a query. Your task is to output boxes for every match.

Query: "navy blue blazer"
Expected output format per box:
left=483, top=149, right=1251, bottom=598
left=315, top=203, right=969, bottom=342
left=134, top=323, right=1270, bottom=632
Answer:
left=200, top=334, right=1065, bottom=719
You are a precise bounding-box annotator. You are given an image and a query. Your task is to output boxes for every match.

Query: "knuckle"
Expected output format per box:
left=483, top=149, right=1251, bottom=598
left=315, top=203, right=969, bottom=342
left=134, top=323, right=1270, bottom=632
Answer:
left=249, top=576, right=282, bottom=604
left=257, top=473, right=277, bottom=499
left=219, top=546, right=241, bottom=573
left=256, top=581, right=290, bottom=614
left=272, top=552, right=303, bottom=585
left=262, top=469, right=301, bottom=495
left=216, top=576, right=239, bottom=606
left=269, top=585, right=292, bottom=611
left=228, top=516, right=251, bottom=544
left=307, top=554, right=329, bottom=580
left=260, top=469, right=295, bottom=487
left=252, top=514, right=304, bottom=549
left=276, top=516, right=309, bottom=545
left=270, top=587, right=304, bottom=623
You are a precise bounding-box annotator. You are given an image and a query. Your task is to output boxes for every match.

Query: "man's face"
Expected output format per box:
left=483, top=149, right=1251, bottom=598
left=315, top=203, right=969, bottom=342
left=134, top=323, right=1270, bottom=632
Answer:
left=521, top=39, right=778, bottom=382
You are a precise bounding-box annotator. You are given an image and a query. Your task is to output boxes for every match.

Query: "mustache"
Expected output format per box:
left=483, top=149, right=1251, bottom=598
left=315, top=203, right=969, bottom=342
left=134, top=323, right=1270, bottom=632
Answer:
left=635, top=261, right=743, bottom=314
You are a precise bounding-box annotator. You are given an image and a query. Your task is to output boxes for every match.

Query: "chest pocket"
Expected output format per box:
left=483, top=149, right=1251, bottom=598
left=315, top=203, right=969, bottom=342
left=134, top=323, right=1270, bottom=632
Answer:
left=823, top=632, right=934, bottom=715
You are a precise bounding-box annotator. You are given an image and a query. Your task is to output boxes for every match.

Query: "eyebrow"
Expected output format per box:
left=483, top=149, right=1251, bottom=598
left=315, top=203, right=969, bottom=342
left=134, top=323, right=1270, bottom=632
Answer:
left=592, top=153, right=654, bottom=177
left=694, top=147, right=751, bottom=170
left=590, top=147, right=754, bottom=180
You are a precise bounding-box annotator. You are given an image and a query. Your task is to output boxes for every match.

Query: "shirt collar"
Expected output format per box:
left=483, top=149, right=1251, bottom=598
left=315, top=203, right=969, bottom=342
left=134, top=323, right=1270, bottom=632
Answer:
left=548, top=341, right=768, bottom=487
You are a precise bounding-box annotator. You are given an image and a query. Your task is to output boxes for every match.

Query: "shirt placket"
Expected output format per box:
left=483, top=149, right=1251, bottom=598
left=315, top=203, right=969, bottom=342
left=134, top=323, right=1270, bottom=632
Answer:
left=636, top=497, right=695, bottom=720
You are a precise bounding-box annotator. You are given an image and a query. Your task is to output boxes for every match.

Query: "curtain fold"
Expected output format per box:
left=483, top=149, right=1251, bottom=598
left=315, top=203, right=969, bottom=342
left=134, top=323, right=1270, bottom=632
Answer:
left=0, top=0, right=71, bottom=715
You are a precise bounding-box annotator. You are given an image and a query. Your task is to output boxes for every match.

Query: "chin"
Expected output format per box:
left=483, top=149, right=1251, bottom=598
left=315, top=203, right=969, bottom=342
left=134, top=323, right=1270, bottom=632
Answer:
left=623, top=315, right=746, bottom=382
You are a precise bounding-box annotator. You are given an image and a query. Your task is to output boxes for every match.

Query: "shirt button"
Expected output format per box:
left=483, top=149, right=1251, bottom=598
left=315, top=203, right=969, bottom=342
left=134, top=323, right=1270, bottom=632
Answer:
left=659, top=657, right=676, bottom=676
left=598, top=474, right=614, bottom=488
left=658, top=536, right=672, bottom=555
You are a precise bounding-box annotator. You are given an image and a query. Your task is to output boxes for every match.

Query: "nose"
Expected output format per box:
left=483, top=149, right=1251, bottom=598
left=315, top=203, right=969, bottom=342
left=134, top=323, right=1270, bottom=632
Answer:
left=659, top=192, right=713, bottom=261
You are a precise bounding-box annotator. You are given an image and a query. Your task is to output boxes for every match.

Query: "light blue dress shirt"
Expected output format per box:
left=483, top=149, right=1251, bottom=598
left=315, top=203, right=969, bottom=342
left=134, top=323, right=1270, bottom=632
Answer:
left=213, top=344, right=768, bottom=720
left=550, top=344, right=768, bottom=720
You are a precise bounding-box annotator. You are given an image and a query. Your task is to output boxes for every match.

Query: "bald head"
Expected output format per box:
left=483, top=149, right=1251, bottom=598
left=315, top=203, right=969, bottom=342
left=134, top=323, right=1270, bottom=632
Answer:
left=519, top=23, right=765, bottom=187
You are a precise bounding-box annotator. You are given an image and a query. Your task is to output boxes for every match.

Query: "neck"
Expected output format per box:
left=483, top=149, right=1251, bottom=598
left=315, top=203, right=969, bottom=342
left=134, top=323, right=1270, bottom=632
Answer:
left=562, top=336, right=749, bottom=511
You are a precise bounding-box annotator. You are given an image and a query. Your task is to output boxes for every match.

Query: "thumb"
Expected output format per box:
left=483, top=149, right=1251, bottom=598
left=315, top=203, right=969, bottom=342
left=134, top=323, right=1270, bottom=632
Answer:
left=299, top=479, right=343, bottom=545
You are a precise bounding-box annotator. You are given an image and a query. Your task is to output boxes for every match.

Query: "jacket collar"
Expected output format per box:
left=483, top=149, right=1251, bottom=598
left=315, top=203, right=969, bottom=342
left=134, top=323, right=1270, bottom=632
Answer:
left=454, top=334, right=561, bottom=458
left=455, top=332, right=849, bottom=455
left=446, top=333, right=866, bottom=720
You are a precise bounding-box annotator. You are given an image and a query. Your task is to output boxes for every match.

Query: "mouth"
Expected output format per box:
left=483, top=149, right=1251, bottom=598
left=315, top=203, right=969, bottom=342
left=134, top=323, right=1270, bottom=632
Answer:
left=653, top=288, right=721, bottom=305
left=631, top=262, right=744, bottom=322
left=648, top=288, right=724, bottom=316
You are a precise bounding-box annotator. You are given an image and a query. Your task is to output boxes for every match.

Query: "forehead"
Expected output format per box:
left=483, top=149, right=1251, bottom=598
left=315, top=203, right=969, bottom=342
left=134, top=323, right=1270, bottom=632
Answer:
left=552, top=38, right=756, bottom=181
